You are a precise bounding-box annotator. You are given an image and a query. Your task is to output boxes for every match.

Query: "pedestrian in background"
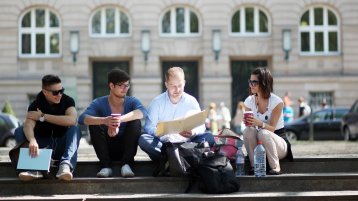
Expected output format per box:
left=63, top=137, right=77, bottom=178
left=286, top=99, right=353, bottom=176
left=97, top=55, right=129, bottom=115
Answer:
left=208, top=102, right=219, bottom=135
left=298, top=97, right=311, bottom=117
left=232, top=101, right=246, bottom=134
left=283, top=97, right=294, bottom=123
left=219, top=102, right=232, bottom=129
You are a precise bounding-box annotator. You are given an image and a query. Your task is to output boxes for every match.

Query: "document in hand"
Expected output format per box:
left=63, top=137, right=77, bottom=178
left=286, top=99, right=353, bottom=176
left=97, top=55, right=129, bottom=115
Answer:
left=17, top=148, right=52, bottom=171
left=156, top=110, right=208, bottom=137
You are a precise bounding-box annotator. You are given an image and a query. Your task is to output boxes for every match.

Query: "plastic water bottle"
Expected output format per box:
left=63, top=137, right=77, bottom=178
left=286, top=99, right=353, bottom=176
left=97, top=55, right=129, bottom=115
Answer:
left=235, top=148, right=245, bottom=176
left=254, top=141, right=266, bottom=177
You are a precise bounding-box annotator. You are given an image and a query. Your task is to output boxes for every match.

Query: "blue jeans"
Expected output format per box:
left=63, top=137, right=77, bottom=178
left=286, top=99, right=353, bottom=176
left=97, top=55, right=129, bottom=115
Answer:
left=14, top=126, right=81, bottom=170
left=138, top=132, right=215, bottom=161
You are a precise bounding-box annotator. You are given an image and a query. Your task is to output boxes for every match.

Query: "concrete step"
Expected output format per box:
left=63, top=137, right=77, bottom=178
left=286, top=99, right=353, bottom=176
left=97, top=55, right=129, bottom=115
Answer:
left=2, top=191, right=358, bottom=201
left=1, top=157, right=358, bottom=178
left=0, top=173, right=358, bottom=196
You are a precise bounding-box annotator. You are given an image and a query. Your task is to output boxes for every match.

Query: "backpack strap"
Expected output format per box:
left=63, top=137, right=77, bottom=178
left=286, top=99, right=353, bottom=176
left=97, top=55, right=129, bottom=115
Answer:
left=152, top=142, right=170, bottom=177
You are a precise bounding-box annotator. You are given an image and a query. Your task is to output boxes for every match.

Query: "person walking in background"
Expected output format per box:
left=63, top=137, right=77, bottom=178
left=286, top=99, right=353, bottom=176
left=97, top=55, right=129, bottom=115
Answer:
left=283, top=91, right=292, bottom=107
left=138, top=67, right=215, bottom=161
left=298, top=97, right=311, bottom=117
left=283, top=97, right=294, bottom=123
left=208, top=102, right=219, bottom=135
left=243, top=67, right=293, bottom=175
left=232, top=101, right=246, bottom=134
left=78, top=69, right=147, bottom=178
left=321, top=98, right=329, bottom=109
left=15, top=74, right=80, bottom=181
left=219, top=102, right=232, bottom=129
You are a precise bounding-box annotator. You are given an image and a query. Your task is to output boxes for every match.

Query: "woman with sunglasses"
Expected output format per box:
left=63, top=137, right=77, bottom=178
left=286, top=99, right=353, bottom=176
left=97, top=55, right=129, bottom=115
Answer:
left=243, top=67, right=293, bottom=175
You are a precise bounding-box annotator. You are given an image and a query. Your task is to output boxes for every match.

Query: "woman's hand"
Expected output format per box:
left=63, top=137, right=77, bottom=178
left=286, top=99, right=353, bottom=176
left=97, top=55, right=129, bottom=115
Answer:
left=246, top=115, right=263, bottom=127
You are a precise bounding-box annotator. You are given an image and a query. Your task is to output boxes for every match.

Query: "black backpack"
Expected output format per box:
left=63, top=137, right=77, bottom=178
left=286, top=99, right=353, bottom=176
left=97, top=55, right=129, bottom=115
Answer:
left=154, top=142, right=240, bottom=194
left=195, top=152, right=240, bottom=194
left=153, top=142, right=208, bottom=177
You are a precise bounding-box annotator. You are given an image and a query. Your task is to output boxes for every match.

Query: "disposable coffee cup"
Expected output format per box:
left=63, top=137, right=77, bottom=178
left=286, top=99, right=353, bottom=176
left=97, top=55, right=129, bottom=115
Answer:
left=243, top=111, right=254, bottom=126
left=111, top=113, right=121, bottom=118
left=111, top=114, right=121, bottom=133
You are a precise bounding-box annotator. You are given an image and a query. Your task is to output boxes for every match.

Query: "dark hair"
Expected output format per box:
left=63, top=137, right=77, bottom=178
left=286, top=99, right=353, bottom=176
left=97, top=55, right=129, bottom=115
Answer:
left=42, top=74, right=61, bottom=89
left=250, top=67, right=273, bottom=99
left=108, top=69, right=130, bottom=85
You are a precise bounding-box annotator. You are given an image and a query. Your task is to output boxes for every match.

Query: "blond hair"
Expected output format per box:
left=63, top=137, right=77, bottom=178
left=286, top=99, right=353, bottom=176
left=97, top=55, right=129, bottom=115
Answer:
left=165, top=67, right=185, bottom=81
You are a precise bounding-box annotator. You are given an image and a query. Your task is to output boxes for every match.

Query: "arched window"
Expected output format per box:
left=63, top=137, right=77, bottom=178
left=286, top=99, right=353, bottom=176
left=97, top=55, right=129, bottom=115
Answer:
left=231, top=6, right=270, bottom=36
left=299, top=6, right=340, bottom=54
left=19, top=8, right=61, bottom=57
left=90, top=6, right=130, bottom=37
left=160, top=6, right=200, bottom=36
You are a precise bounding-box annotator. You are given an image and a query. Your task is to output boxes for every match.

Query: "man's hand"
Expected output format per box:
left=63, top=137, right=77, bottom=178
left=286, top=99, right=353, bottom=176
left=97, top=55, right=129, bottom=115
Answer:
left=105, top=115, right=121, bottom=137
left=28, top=139, right=39, bottom=158
left=27, top=108, right=43, bottom=121
left=179, top=130, right=193, bottom=138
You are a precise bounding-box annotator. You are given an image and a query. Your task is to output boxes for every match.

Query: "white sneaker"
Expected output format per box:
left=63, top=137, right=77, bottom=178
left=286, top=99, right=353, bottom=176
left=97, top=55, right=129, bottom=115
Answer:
left=18, top=171, right=43, bottom=181
left=97, top=168, right=113, bottom=178
left=121, top=164, right=135, bottom=177
left=56, top=163, right=73, bottom=181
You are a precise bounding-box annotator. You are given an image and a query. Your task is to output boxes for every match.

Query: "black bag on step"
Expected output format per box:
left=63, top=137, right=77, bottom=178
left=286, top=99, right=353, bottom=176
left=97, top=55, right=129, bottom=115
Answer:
left=195, top=152, right=240, bottom=194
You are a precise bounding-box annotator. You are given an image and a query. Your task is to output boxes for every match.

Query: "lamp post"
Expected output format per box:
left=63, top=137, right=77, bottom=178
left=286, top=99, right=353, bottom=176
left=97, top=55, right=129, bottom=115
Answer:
left=212, top=29, right=221, bottom=62
left=70, top=31, right=80, bottom=64
left=282, top=29, right=291, bottom=62
left=141, top=30, right=150, bottom=63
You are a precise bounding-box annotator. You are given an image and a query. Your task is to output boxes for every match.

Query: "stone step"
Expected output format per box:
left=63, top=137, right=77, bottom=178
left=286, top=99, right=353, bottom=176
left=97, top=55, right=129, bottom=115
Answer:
left=2, top=191, right=358, bottom=201
left=1, top=157, right=358, bottom=178
left=0, top=173, right=358, bottom=196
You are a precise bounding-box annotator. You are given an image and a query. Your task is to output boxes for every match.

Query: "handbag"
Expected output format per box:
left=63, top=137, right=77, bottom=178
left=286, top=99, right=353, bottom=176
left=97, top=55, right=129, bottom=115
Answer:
left=212, top=128, right=243, bottom=162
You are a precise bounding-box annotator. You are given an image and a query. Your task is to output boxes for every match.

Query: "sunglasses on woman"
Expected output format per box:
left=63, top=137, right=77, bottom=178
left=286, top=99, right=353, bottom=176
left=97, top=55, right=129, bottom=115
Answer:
left=248, top=80, right=259, bottom=87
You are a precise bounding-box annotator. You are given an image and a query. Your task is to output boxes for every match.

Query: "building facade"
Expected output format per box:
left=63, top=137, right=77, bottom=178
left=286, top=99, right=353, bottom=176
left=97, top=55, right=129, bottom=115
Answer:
left=0, top=0, right=357, bottom=120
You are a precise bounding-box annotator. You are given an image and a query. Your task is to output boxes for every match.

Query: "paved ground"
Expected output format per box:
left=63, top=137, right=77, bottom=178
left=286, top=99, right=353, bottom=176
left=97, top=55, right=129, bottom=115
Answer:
left=0, top=138, right=358, bottom=162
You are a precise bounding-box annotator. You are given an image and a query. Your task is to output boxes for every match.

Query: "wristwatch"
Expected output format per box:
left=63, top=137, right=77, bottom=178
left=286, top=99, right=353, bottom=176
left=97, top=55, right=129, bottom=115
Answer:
left=39, top=113, right=45, bottom=122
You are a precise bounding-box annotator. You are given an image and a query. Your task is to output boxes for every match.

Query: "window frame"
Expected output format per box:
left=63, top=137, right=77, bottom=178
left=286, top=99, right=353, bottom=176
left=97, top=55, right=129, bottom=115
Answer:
left=159, top=6, right=201, bottom=37
left=299, top=6, right=340, bottom=56
left=229, top=6, right=271, bottom=37
left=89, top=6, right=131, bottom=38
left=18, top=8, right=62, bottom=58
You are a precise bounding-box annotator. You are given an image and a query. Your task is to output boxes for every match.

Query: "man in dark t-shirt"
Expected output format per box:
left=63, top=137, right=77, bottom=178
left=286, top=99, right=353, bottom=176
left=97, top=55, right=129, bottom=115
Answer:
left=14, top=74, right=80, bottom=181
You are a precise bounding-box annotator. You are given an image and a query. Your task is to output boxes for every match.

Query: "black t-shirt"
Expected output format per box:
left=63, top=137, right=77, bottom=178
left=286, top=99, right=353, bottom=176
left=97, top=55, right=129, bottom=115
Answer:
left=28, top=92, right=75, bottom=137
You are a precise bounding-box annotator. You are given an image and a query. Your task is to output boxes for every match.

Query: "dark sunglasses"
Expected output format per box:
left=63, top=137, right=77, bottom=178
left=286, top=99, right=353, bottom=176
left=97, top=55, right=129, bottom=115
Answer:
left=248, top=80, right=259, bottom=87
left=47, top=88, right=65, bottom=96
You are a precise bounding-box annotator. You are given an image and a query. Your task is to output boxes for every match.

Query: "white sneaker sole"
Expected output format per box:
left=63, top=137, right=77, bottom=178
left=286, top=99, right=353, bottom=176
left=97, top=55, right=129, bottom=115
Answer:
left=57, top=172, right=73, bottom=181
left=19, top=174, right=43, bottom=181
left=121, top=170, right=135, bottom=178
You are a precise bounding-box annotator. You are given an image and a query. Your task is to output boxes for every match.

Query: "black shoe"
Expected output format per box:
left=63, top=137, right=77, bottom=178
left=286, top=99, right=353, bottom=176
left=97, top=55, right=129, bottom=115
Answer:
left=248, top=167, right=254, bottom=175
left=268, top=169, right=281, bottom=175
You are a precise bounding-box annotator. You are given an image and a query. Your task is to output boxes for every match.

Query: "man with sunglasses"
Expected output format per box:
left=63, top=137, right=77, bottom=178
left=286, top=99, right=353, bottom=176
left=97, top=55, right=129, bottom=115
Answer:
left=14, top=74, right=80, bottom=181
left=78, top=69, right=147, bottom=178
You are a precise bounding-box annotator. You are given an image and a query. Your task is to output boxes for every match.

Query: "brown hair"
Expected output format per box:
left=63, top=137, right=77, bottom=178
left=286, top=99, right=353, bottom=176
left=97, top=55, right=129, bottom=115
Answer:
left=250, top=67, right=273, bottom=99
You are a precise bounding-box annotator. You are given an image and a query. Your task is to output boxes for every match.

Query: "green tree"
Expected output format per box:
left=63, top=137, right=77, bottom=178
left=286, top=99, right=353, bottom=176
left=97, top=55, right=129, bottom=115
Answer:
left=2, top=101, right=16, bottom=116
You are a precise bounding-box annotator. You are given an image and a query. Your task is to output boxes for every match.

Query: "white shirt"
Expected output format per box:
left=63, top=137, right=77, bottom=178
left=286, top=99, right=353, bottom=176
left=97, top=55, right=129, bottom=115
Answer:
left=144, top=91, right=206, bottom=143
left=244, top=93, right=284, bottom=130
